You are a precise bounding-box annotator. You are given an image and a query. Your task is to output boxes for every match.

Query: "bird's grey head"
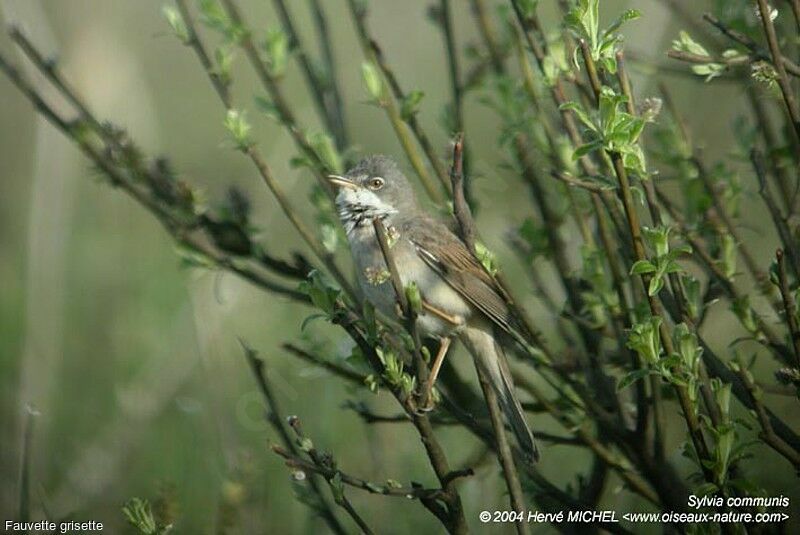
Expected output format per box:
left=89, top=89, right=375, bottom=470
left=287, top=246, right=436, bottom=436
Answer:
left=329, top=155, right=417, bottom=234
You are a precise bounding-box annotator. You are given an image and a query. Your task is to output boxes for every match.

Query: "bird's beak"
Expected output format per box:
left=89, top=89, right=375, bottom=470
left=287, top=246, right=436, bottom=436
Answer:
left=327, top=175, right=359, bottom=190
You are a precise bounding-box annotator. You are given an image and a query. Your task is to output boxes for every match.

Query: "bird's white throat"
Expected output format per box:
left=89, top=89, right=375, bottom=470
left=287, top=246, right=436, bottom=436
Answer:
left=336, top=189, right=398, bottom=235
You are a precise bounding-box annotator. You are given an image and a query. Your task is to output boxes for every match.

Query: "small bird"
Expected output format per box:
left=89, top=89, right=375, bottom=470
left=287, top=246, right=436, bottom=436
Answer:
left=330, top=155, right=539, bottom=463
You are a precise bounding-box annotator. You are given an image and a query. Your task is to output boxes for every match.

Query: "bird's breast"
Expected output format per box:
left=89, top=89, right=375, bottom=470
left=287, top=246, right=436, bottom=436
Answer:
left=347, top=230, right=471, bottom=338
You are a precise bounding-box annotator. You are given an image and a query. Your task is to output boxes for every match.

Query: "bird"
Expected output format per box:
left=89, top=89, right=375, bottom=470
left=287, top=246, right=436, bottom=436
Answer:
left=329, top=154, right=539, bottom=463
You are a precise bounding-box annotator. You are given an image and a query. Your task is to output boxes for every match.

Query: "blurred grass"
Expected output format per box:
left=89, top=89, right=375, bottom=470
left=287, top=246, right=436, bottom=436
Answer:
left=1, top=0, right=799, bottom=533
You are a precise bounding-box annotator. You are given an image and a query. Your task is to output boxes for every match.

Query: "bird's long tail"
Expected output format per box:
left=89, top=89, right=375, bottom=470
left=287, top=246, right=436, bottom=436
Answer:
left=460, top=327, right=539, bottom=463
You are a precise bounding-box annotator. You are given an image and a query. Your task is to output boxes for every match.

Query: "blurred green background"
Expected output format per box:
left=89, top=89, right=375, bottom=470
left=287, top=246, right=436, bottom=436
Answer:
left=1, top=0, right=798, bottom=533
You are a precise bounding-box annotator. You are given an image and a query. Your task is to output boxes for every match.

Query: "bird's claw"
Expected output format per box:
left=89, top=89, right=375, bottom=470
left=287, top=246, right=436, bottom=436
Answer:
left=413, top=402, right=435, bottom=415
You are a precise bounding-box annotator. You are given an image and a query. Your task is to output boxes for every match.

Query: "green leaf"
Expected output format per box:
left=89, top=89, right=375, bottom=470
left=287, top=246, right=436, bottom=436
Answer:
left=560, top=102, right=596, bottom=131
left=603, top=9, right=641, bottom=38
left=401, top=89, right=425, bottom=120
left=617, top=368, right=652, bottom=391
left=405, top=281, right=422, bottom=314
left=672, top=31, right=710, bottom=57
left=330, top=472, right=345, bottom=504
left=254, top=94, right=280, bottom=122
left=320, top=223, right=339, bottom=253
left=361, top=61, right=384, bottom=101
left=573, top=140, right=603, bottom=159
left=474, top=241, right=499, bottom=275
left=630, top=259, right=656, bottom=275
left=214, top=46, right=234, bottom=86
left=693, top=482, right=719, bottom=498
left=647, top=274, right=665, bottom=296
left=224, top=109, right=253, bottom=150
left=300, top=313, right=327, bottom=331
left=308, top=131, right=343, bottom=173
left=122, top=498, right=171, bottom=535
left=264, top=27, right=288, bottom=77
left=162, top=5, right=189, bottom=43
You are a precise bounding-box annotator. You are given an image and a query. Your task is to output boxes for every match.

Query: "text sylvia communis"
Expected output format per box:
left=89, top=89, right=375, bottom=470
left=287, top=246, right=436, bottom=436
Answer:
left=330, top=155, right=538, bottom=463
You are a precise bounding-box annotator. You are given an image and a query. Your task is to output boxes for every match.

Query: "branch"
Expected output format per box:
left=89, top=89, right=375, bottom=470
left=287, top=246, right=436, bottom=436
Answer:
left=753, top=0, right=800, bottom=142
left=218, top=0, right=336, bottom=184
left=307, top=0, right=349, bottom=151
left=0, top=42, right=306, bottom=302
left=775, top=250, right=800, bottom=370
left=475, top=366, right=530, bottom=535
left=344, top=0, right=448, bottom=201
left=283, top=417, right=375, bottom=535
left=239, top=343, right=348, bottom=535
left=270, top=0, right=348, bottom=150
left=734, top=361, right=800, bottom=470
left=282, top=343, right=368, bottom=385
left=751, top=150, right=800, bottom=277
left=702, top=12, right=800, bottom=78
left=448, top=134, right=476, bottom=251
left=578, top=41, right=716, bottom=487
left=371, top=218, right=429, bottom=410
left=173, top=0, right=356, bottom=299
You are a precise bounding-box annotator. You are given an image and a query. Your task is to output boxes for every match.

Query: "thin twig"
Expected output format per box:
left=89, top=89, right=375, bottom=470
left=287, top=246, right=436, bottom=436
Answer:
left=437, top=0, right=469, bottom=190
left=218, top=0, right=335, bottom=183
left=284, top=417, right=375, bottom=535
left=270, top=0, right=347, bottom=149
left=775, top=250, right=800, bottom=369
left=344, top=0, right=449, bottom=200
left=0, top=46, right=307, bottom=302
left=735, top=361, right=800, bottom=470
left=754, top=0, right=800, bottom=141
left=371, top=218, right=429, bottom=408
left=307, top=0, right=349, bottom=150
left=174, top=0, right=356, bottom=298
left=751, top=150, right=800, bottom=277
left=475, top=367, right=530, bottom=535
left=240, top=343, right=348, bottom=535
left=17, top=405, right=37, bottom=524
left=578, top=42, right=716, bottom=485
left=449, top=134, right=475, bottom=251
left=449, top=137, right=530, bottom=533
left=282, top=343, right=367, bottom=384
left=271, top=444, right=443, bottom=500
left=703, top=12, right=800, bottom=78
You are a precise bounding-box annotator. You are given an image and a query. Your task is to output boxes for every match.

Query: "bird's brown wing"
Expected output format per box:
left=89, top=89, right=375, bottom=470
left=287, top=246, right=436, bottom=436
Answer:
left=405, top=218, right=514, bottom=333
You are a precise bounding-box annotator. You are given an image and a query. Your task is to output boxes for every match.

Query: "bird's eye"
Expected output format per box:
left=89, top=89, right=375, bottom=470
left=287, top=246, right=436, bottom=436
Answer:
left=368, top=177, right=385, bottom=190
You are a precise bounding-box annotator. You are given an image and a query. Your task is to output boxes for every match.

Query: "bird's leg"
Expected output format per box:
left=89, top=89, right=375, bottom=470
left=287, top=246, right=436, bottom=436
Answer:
left=418, top=336, right=452, bottom=412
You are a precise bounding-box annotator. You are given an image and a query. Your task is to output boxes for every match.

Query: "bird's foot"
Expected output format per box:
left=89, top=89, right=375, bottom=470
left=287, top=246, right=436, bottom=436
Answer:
left=413, top=399, right=436, bottom=415
left=410, top=387, right=438, bottom=415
